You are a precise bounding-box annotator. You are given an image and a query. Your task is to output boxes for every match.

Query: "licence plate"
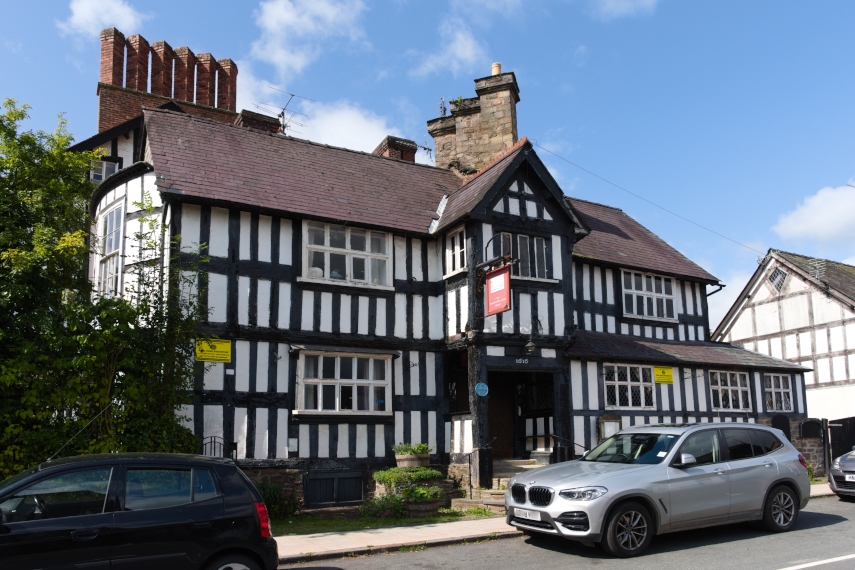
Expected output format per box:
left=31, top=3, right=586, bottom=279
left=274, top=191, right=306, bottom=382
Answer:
left=515, top=508, right=541, bottom=521
left=846, top=475, right=855, bottom=482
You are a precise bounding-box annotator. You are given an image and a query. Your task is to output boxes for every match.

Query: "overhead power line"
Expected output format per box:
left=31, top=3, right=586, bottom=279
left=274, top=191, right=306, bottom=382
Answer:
left=531, top=142, right=765, bottom=256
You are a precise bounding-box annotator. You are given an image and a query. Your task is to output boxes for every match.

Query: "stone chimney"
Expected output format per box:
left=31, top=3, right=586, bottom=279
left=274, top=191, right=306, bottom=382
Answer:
left=96, top=28, right=240, bottom=132
left=372, top=136, right=417, bottom=162
left=427, top=63, right=520, bottom=173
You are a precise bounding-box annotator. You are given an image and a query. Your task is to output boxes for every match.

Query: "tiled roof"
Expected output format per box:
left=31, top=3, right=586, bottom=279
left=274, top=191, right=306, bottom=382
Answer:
left=142, top=108, right=463, bottom=234
left=565, top=330, right=809, bottom=371
left=568, top=198, right=719, bottom=283
left=774, top=250, right=855, bottom=302
left=434, top=138, right=528, bottom=233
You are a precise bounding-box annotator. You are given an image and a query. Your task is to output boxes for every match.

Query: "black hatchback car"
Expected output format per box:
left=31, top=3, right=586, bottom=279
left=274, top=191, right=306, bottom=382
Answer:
left=0, top=453, right=278, bottom=570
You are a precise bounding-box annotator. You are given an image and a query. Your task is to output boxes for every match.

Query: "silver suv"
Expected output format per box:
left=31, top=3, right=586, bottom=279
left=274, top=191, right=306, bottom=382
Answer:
left=504, top=423, right=810, bottom=557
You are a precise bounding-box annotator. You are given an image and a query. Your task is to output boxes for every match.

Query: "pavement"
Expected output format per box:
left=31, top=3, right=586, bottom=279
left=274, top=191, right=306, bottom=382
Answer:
left=275, top=484, right=837, bottom=566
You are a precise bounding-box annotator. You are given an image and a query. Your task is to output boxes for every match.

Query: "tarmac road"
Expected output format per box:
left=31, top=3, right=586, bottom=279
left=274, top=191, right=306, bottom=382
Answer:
left=280, top=495, right=855, bottom=570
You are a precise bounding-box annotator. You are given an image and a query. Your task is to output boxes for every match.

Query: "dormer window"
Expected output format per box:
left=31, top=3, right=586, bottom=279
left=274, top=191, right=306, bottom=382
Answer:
left=91, top=159, right=118, bottom=184
left=769, top=268, right=786, bottom=291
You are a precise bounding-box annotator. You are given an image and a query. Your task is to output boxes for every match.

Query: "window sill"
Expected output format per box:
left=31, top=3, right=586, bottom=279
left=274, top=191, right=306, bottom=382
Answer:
left=296, top=276, right=394, bottom=291
left=443, top=267, right=468, bottom=280
left=711, top=409, right=753, bottom=413
left=604, top=406, right=658, bottom=412
left=621, top=314, right=679, bottom=324
left=291, top=411, right=394, bottom=423
left=511, top=276, right=559, bottom=284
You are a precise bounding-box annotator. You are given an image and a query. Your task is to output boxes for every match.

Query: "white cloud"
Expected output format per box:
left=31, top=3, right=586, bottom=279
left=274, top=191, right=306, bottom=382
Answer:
left=250, top=0, right=367, bottom=82
left=707, top=269, right=755, bottom=335
left=235, top=61, right=288, bottom=119
left=296, top=100, right=403, bottom=153
left=450, top=0, right=522, bottom=17
left=410, top=17, right=487, bottom=78
left=588, top=0, right=659, bottom=21
left=844, top=255, right=855, bottom=266
left=572, top=45, right=588, bottom=67
left=772, top=185, right=855, bottom=244
left=57, top=0, right=148, bottom=39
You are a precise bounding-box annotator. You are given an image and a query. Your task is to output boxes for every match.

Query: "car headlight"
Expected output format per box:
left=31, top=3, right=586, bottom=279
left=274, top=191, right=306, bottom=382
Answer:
left=832, top=457, right=841, bottom=470
left=559, top=487, right=608, bottom=501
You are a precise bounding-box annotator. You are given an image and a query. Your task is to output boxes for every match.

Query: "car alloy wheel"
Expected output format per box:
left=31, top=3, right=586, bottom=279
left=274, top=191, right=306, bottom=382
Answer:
left=215, top=565, right=253, bottom=570
left=771, top=491, right=795, bottom=527
left=616, top=510, right=648, bottom=551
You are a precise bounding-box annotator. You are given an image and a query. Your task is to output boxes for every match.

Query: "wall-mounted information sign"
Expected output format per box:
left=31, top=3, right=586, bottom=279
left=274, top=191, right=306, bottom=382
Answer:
left=654, top=366, right=673, bottom=384
left=196, top=339, right=232, bottom=362
left=485, top=265, right=511, bottom=317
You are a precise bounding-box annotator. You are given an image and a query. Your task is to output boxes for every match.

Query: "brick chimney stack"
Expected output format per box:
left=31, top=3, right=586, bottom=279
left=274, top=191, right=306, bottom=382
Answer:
left=96, top=28, right=241, bottom=132
left=99, top=28, right=125, bottom=86
left=372, top=136, right=417, bottom=162
left=427, top=63, right=520, bottom=173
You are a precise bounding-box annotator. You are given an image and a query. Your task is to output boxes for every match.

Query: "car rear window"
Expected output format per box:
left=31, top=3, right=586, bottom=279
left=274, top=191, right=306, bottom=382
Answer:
left=723, top=429, right=754, bottom=460
left=749, top=430, right=783, bottom=456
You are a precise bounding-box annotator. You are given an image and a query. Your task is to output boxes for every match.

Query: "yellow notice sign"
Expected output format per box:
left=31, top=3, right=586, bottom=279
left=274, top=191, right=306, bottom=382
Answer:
left=196, top=339, right=232, bottom=362
left=654, top=366, right=673, bottom=384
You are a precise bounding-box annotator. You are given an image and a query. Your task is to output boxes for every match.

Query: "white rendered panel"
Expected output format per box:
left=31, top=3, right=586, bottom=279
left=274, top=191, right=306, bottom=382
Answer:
left=508, top=198, right=520, bottom=216
left=204, top=362, right=223, bottom=391
left=394, top=356, right=404, bottom=396
left=180, top=204, right=201, bottom=251
left=411, top=411, right=422, bottom=444
left=447, top=291, right=456, bottom=337
left=487, top=346, right=505, bottom=356
left=209, top=208, right=229, bottom=258
left=208, top=273, right=228, bottom=323
left=410, top=353, right=420, bottom=396
left=236, top=341, right=250, bottom=392
left=696, top=370, right=707, bottom=411
left=593, top=267, right=602, bottom=303
left=299, top=424, right=309, bottom=458
left=587, top=361, right=599, bottom=410
left=395, top=411, right=404, bottom=445
left=238, top=276, right=250, bottom=326
left=239, top=212, right=251, bottom=260
left=257, top=280, right=271, bottom=328
left=427, top=240, right=442, bottom=282
left=672, top=368, right=683, bottom=411
left=463, top=420, right=473, bottom=453
left=782, top=295, right=809, bottom=330
left=235, top=408, right=248, bottom=459
left=319, top=292, right=333, bottom=332
left=340, top=294, right=351, bottom=334
left=204, top=405, right=224, bottom=440
left=605, top=268, right=614, bottom=304
left=317, top=425, right=329, bottom=458
left=426, top=353, right=437, bottom=396
left=460, top=286, right=469, bottom=334
left=258, top=215, right=272, bottom=262
left=255, top=408, right=268, bottom=459
left=376, top=298, right=387, bottom=336
left=375, top=425, right=386, bottom=457
left=394, top=236, right=407, bottom=280
left=573, top=416, right=585, bottom=452
left=571, top=360, right=584, bottom=410
left=356, top=425, right=368, bottom=458
left=519, top=294, right=532, bottom=334
left=538, top=292, right=550, bottom=335
left=301, top=290, right=314, bottom=331
left=503, top=304, right=515, bottom=333
left=278, top=282, right=291, bottom=329
left=428, top=411, right=437, bottom=451
left=816, top=329, right=829, bottom=354
left=337, top=424, right=349, bottom=458
left=554, top=294, right=565, bottom=336
left=276, top=409, right=288, bottom=458
left=412, top=239, right=423, bottom=281
left=413, top=295, right=423, bottom=339
left=526, top=200, right=537, bottom=218
left=277, top=343, right=289, bottom=392
left=358, top=297, right=369, bottom=335
left=395, top=294, right=407, bottom=338
left=279, top=219, right=293, bottom=265
left=552, top=235, right=562, bottom=279
left=256, top=342, right=269, bottom=392
left=429, top=296, right=443, bottom=339
left=583, top=264, right=591, bottom=300
left=595, top=314, right=603, bottom=332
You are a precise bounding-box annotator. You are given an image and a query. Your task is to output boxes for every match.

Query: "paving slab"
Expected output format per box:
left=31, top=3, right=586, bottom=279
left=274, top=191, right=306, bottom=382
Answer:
left=810, top=483, right=834, bottom=497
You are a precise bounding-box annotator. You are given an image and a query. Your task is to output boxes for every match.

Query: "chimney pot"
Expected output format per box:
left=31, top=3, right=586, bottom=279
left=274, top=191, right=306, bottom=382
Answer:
left=492, top=62, right=501, bottom=76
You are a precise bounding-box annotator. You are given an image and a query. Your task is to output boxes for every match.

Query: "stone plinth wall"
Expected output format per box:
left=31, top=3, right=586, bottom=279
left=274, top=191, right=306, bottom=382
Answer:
left=757, top=417, right=825, bottom=476
left=369, top=464, right=464, bottom=508
left=240, top=466, right=305, bottom=501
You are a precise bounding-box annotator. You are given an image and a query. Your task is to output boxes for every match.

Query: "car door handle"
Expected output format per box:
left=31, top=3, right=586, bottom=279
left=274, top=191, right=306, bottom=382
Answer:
left=192, top=519, right=214, bottom=528
left=763, top=462, right=774, bottom=468
left=714, top=468, right=727, bottom=475
left=71, top=529, right=99, bottom=541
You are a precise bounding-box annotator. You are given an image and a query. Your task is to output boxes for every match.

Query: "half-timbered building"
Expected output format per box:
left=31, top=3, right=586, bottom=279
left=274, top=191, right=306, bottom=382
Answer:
left=76, top=28, right=815, bottom=500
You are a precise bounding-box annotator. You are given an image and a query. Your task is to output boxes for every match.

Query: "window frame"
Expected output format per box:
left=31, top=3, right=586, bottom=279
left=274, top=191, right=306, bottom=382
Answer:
left=709, top=370, right=752, bottom=412
left=621, top=270, right=677, bottom=322
left=301, top=221, right=392, bottom=290
left=444, top=225, right=467, bottom=278
left=98, top=205, right=124, bottom=297
left=90, top=157, right=121, bottom=184
left=496, top=231, right=556, bottom=282
left=769, top=268, right=787, bottom=291
left=2, top=467, right=114, bottom=523
left=763, top=373, right=794, bottom=412
left=296, top=351, right=393, bottom=416
left=603, top=363, right=657, bottom=411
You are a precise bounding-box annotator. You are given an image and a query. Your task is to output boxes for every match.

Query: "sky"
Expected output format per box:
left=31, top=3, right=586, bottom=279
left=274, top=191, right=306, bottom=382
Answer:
left=3, top=0, right=855, bottom=331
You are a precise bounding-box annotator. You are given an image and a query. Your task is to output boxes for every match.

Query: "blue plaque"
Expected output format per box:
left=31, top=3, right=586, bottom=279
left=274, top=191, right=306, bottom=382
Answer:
left=475, top=382, right=489, bottom=397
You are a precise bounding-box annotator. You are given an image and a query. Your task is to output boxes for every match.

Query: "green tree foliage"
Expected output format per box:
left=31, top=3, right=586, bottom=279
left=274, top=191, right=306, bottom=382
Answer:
left=0, top=100, right=207, bottom=477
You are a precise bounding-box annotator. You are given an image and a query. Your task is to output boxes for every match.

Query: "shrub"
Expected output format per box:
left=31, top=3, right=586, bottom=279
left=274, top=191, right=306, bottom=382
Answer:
left=392, top=442, right=435, bottom=455
left=253, top=477, right=303, bottom=518
left=372, top=466, right=443, bottom=490
left=359, top=493, right=406, bottom=519
left=400, top=483, right=441, bottom=502
left=807, top=462, right=816, bottom=483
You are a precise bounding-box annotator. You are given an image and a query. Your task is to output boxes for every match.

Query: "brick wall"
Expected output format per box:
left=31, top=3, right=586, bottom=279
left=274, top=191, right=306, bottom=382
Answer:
left=97, top=83, right=237, bottom=133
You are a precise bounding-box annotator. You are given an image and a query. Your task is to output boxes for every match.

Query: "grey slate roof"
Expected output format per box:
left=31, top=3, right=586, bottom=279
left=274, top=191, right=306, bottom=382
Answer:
left=774, top=250, right=855, bottom=302
left=568, top=197, right=719, bottom=283
left=142, top=108, right=463, bottom=234
left=565, top=330, right=809, bottom=371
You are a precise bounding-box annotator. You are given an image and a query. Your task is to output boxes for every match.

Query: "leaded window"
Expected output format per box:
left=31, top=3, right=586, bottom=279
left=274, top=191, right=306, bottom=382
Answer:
left=604, top=364, right=656, bottom=410
left=709, top=371, right=751, bottom=411
left=769, top=268, right=786, bottom=291
left=764, top=374, right=793, bottom=412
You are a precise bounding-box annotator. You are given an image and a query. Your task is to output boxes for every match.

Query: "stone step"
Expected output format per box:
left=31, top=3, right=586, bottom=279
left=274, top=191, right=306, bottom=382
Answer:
left=494, top=459, right=537, bottom=466
left=450, top=498, right=506, bottom=515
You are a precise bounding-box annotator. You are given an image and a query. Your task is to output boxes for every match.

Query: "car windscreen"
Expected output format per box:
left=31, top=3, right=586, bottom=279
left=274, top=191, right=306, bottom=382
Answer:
left=581, top=433, right=679, bottom=464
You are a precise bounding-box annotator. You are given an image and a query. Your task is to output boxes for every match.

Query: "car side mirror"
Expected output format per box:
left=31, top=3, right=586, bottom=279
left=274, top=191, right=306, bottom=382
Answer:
left=674, top=453, right=697, bottom=468
left=851, top=445, right=855, bottom=452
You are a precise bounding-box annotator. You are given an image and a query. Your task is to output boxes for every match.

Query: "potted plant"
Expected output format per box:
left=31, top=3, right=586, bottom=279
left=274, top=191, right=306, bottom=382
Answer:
left=400, top=483, right=442, bottom=518
left=393, top=443, right=434, bottom=467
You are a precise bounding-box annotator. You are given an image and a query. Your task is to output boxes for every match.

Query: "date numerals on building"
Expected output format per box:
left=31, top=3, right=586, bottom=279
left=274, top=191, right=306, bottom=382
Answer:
left=515, top=358, right=529, bottom=364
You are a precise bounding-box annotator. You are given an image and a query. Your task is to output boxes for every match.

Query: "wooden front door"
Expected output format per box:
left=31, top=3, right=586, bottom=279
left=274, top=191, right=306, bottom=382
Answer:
left=487, top=372, right=517, bottom=458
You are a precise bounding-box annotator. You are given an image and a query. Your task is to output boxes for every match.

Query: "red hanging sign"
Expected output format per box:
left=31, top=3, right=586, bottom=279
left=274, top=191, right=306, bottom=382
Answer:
left=485, top=265, right=511, bottom=317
